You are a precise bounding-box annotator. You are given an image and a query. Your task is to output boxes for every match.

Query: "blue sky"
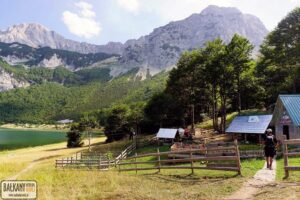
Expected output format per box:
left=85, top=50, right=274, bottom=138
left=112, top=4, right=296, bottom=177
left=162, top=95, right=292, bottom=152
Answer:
left=1, top=0, right=300, bottom=45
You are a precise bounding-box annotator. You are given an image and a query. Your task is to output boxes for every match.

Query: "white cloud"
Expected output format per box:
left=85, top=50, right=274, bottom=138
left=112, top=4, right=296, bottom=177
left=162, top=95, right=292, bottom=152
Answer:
left=118, top=0, right=140, bottom=13
left=62, top=1, right=101, bottom=39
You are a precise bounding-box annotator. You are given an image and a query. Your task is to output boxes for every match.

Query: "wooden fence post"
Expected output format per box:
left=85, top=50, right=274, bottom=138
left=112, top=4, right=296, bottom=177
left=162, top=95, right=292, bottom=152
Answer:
left=118, top=156, right=121, bottom=173
left=283, top=138, right=289, bottom=178
left=108, top=156, right=110, bottom=170
left=190, top=150, right=194, bottom=174
left=234, top=139, right=241, bottom=175
left=157, top=148, right=161, bottom=173
left=135, top=153, right=138, bottom=175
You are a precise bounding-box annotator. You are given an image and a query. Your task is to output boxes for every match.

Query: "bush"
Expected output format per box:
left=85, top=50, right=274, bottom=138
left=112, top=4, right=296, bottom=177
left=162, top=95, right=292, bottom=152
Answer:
left=66, top=130, right=84, bottom=148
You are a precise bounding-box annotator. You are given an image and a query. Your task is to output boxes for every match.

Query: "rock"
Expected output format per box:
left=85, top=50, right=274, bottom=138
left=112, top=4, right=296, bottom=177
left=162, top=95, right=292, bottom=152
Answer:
left=120, top=5, right=268, bottom=71
left=0, top=23, right=123, bottom=55
left=0, top=67, right=29, bottom=92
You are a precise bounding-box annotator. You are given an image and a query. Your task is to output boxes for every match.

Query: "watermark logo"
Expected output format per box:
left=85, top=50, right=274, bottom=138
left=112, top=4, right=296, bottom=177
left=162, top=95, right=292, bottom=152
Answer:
left=1, top=180, right=37, bottom=200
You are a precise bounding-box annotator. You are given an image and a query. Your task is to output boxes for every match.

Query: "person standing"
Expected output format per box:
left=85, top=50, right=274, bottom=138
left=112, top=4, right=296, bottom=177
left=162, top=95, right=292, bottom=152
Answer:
left=264, top=129, right=278, bottom=170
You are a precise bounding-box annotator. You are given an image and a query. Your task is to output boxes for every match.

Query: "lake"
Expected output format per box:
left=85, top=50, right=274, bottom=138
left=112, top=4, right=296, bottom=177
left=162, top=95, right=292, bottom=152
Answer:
left=0, top=128, right=66, bottom=150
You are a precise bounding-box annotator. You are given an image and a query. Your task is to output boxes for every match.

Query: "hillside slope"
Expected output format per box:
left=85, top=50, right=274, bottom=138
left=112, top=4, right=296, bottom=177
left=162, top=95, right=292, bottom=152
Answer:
left=0, top=70, right=168, bottom=123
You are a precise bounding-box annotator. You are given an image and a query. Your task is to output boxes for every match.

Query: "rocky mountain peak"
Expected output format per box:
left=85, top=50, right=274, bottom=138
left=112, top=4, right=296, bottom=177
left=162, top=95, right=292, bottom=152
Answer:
left=0, top=23, right=123, bottom=55
left=200, top=5, right=241, bottom=16
left=120, top=5, right=268, bottom=72
left=6, top=23, right=49, bottom=33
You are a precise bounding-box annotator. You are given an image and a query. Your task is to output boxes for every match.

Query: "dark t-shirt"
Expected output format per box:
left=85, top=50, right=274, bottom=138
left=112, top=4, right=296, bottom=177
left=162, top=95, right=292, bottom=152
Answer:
left=264, top=135, right=277, bottom=148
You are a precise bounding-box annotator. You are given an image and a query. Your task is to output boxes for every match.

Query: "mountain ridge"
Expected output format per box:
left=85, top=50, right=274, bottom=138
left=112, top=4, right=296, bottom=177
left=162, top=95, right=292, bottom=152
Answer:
left=0, top=5, right=269, bottom=89
left=0, top=23, right=123, bottom=55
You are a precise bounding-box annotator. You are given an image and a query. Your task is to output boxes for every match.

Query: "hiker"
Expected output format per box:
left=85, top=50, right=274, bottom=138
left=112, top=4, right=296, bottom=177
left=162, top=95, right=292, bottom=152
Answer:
left=264, top=128, right=278, bottom=170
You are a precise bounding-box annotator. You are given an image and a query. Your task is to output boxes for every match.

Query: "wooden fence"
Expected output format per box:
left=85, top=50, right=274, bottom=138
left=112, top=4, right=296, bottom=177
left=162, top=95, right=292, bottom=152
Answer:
left=283, top=139, right=300, bottom=178
left=171, top=142, right=264, bottom=159
left=118, top=140, right=241, bottom=175
left=55, top=141, right=136, bottom=170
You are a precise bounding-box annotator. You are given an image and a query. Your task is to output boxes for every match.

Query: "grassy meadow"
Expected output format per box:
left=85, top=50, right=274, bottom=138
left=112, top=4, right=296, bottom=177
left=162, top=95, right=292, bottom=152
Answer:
left=0, top=135, right=266, bottom=200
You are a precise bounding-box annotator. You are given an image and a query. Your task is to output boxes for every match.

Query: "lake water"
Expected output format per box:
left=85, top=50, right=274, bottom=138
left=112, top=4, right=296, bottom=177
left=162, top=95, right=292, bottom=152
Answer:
left=0, top=128, right=66, bottom=150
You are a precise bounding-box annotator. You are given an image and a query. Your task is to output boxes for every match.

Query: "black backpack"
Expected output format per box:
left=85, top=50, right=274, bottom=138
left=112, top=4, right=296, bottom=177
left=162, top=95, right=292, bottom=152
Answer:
left=265, top=136, right=276, bottom=148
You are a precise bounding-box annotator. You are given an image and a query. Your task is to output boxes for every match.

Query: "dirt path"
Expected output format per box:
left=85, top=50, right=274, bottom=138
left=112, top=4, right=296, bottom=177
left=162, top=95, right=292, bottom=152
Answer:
left=7, top=163, right=36, bottom=180
left=225, top=160, right=277, bottom=200
left=1, top=137, right=105, bottom=180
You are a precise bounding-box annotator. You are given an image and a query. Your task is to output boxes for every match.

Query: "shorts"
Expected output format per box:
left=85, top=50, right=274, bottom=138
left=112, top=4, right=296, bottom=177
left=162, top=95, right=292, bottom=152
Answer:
left=264, top=146, right=276, bottom=157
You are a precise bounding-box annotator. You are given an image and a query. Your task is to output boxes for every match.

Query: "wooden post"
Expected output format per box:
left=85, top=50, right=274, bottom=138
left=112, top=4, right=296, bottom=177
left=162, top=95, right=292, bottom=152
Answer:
left=135, top=153, right=137, bottom=175
left=157, top=148, right=161, bottom=173
left=283, top=136, right=289, bottom=178
left=99, top=155, right=102, bottom=170
left=190, top=150, right=194, bottom=174
left=204, top=139, right=209, bottom=165
left=259, top=134, right=262, bottom=144
left=108, top=156, right=110, bottom=170
left=234, top=139, right=241, bottom=175
left=118, top=156, right=121, bottom=173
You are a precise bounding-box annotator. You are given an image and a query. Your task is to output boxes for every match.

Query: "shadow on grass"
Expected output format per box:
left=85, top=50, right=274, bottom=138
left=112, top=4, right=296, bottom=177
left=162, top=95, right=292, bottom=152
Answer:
left=141, top=172, right=240, bottom=184
left=33, top=155, right=63, bottom=162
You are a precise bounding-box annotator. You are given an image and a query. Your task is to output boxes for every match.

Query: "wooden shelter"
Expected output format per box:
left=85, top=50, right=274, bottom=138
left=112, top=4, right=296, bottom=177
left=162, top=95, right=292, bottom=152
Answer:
left=156, top=128, right=179, bottom=144
left=226, top=115, right=273, bottom=143
left=271, top=95, right=300, bottom=140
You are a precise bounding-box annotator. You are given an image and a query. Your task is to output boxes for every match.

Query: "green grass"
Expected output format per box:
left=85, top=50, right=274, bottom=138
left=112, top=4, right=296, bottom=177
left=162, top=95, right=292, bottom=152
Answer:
left=276, top=157, right=300, bottom=181
left=239, top=144, right=263, bottom=151
left=123, top=145, right=264, bottom=177
left=18, top=148, right=264, bottom=200
left=0, top=139, right=266, bottom=200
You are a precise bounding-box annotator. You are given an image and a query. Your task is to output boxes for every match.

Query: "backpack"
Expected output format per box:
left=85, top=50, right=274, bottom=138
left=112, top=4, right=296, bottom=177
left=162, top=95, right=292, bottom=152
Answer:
left=265, top=135, right=276, bottom=148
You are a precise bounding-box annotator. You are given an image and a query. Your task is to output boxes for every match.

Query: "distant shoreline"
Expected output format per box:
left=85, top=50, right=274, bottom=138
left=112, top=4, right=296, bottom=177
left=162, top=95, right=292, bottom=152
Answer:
left=0, top=123, right=69, bottom=132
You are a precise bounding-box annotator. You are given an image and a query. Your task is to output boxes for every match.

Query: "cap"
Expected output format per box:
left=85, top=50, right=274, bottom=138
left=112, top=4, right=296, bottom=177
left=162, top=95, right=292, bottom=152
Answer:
left=266, top=128, right=272, bottom=133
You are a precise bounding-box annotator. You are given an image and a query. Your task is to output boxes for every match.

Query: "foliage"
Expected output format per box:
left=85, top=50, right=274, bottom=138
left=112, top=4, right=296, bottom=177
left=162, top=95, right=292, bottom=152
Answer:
left=257, top=7, right=300, bottom=105
left=0, top=70, right=167, bottom=123
left=104, top=104, right=132, bottom=142
left=145, top=35, right=255, bottom=133
left=66, top=123, right=84, bottom=148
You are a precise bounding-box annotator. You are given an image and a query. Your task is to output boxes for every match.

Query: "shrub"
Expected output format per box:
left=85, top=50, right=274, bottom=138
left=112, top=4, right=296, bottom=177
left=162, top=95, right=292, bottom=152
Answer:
left=66, top=130, right=84, bottom=148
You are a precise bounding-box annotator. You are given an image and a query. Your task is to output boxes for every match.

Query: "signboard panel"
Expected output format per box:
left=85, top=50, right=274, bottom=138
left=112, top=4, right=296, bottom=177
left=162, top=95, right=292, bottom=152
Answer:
left=1, top=180, right=37, bottom=200
left=280, top=114, right=292, bottom=125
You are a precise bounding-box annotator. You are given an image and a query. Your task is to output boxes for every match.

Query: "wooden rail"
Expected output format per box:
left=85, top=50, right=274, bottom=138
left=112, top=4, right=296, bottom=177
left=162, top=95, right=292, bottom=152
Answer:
left=172, top=142, right=264, bottom=159
left=55, top=138, right=137, bottom=170
left=118, top=139, right=241, bottom=175
left=283, top=138, right=300, bottom=178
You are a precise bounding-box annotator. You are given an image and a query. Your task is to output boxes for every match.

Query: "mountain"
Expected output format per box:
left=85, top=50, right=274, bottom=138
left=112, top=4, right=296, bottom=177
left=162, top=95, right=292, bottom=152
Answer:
left=120, top=5, right=268, bottom=71
left=0, top=6, right=268, bottom=76
left=0, top=23, right=123, bottom=55
left=0, top=42, right=118, bottom=71
left=0, top=5, right=269, bottom=91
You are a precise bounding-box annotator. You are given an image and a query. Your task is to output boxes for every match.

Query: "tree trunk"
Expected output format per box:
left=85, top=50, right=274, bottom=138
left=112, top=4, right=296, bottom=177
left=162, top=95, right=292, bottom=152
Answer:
left=237, top=75, right=241, bottom=113
left=212, top=86, right=218, bottom=131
